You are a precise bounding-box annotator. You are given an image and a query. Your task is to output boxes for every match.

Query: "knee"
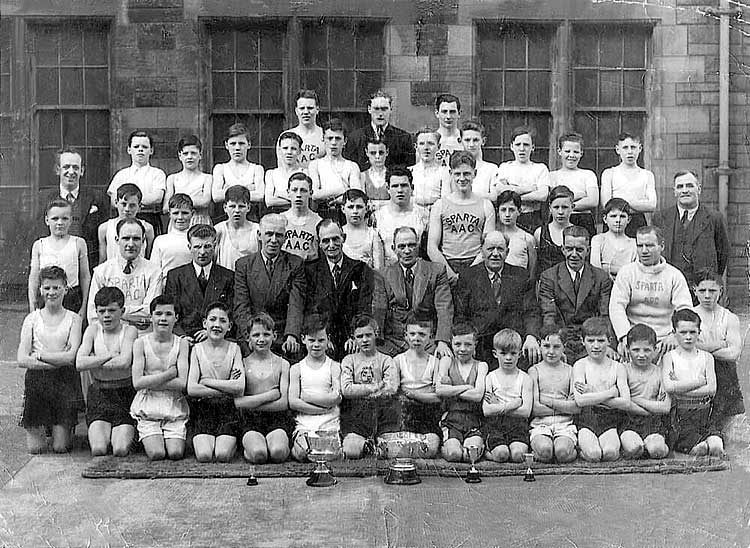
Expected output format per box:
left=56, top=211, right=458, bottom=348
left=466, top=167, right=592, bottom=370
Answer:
left=488, top=446, right=510, bottom=463
left=424, top=436, right=440, bottom=459
left=292, top=444, right=308, bottom=462
left=509, top=447, right=526, bottom=463
left=147, top=448, right=166, bottom=461
left=244, top=447, right=268, bottom=464
left=52, top=443, right=70, bottom=454
left=601, top=445, right=620, bottom=462
left=90, top=439, right=109, bottom=457
left=215, top=448, right=235, bottom=463
left=166, top=446, right=185, bottom=460
left=112, top=445, right=131, bottom=458
left=342, top=440, right=365, bottom=460
left=194, top=448, right=214, bottom=463
left=579, top=444, right=602, bottom=462
left=645, top=441, right=669, bottom=459
left=555, top=443, right=577, bottom=463
left=621, top=439, right=644, bottom=459
left=441, top=443, right=463, bottom=463
left=268, top=445, right=289, bottom=464
left=532, top=441, right=554, bottom=463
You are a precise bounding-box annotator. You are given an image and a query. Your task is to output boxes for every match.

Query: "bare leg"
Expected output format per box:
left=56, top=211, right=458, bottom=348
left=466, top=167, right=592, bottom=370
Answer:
left=214, top=435, right=238, bottom=463
left=193, top=434, right=217, bottom=462
left=111, top=425, right=135, bottom=457
left=242, top=431, right=269, bottom=463
left=88, top=421, right=112, bottom=456
left=266, top=430, right=290, bottom=463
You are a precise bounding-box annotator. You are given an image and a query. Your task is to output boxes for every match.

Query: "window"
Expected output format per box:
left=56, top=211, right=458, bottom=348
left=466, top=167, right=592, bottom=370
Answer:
left=210, top=24, right=285, bottom=168
left=300, top=20, right=384, bottom=133
left=32, top=22, right=110, bottom=191
left=1, top=18, right=14, bottom=188
left=573, top=25, right=649, bottom=174
left=477, top=24, right=554, bottom=165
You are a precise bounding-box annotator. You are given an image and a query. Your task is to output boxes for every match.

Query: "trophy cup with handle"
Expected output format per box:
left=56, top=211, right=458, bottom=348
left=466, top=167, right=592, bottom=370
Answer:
left=523, top=452, right=535, bottom=482
left=304, top=430, right=340, bottom=487
left=383, top=432, right=423, bottom=485
left=465, top=444, right=482, bottom=483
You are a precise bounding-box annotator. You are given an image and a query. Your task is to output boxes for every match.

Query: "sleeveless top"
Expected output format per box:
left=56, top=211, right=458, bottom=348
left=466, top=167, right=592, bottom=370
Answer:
left=243, top=355, right=283, bottom=395
left=291, top=127, right=325, bottom=168
left=590, top=233, right=637, bottom=279
left=142, top=335, right=180, bottom=376
left=447, top=358, right=480, bottom=414
left=296, top=356, right=340, bottom=432
left=219, top=161, right=263, bottom=194
left=537, top=223, right=566, bottom=273
left=282, top=211, right=321, bottom=262
left=214, top=220, right=259, bottom=271
left=195, top=342, right=240, bottom=381
left=581, top=358, right=618, bottom=410
left=38, top=236, right=81, bottom=288
left=694, top=306, right=733, bottom=358
left=668, top=349, right=710, bottom=403
left=362, top=168, right=390, bottom=202
left=342, top=226, right=380, bottom=268
left=170, top=171, right=212, bottom=225
left=535, top=364, right=572, bottom=400
left=486, top=369, right=525, bottom=403
left=472, top=161, right=500, bottom=200
left=504, top=230, right=533, bottom=270
left=375, top=204, right=429, bottom=265
left=266, top=167, right=305, bottom=208
left=106, top=219, right=147, bottom=262
left=396, top=353, right=438, bottom=392
left=410, top=163, right=448, bottom=207
left=93, top=323, right=130, bottom=384
left=30, top=309, right=76, bottom=354
left=608, top=166, right=652, bottom=206
left=314, top=157, right=351, bottom=199
left=438, top=195, right=487, bottom=260
left=624, top=362, right=661, bottom=400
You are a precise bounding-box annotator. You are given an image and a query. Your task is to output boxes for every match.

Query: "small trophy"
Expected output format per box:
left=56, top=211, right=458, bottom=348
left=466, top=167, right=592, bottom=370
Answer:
left=465, top=445, right=482, bottom=483
left=246, top=464, right=258, bottom=486
left=523, top=452, right=535, bottom=482
left=304, top=431, right=340, bottom=487
left=383, top=433, right=423, bottom=485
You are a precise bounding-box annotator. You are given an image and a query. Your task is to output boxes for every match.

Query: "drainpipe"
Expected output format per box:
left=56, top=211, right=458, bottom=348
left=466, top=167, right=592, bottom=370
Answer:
left=717, top=0, right=730, bottom=220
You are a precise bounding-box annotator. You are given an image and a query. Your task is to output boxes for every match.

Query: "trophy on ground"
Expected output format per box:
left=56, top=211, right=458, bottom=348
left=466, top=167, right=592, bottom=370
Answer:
left=465, top=444, right=482, bottom=483
left=304, top=430, right=340, bottom=487
left=246, top=464, right=258, bottom=486
left=382, top=432, right=424, bottom=485
left=523, top=452, right=535, bottom=482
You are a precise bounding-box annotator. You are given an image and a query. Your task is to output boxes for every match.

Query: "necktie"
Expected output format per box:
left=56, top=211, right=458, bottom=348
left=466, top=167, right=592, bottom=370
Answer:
left=266, top=258, right=275, bottom=280
left=198, top=268, right=208, bottom=293
left=404, top=267, right=414, bottom=305
left=123, top=260, right=134, bottom=274
left=573, top=270, right=581, bottom=295
left=333, top=264, right=341, bottom=288
left=680, top=209, right=689, bottom=226
left=376, top=126, right=384, bottom=141
left=491, top=272, right=502, bottom=305
left=65, top=192, right=75, bottom=203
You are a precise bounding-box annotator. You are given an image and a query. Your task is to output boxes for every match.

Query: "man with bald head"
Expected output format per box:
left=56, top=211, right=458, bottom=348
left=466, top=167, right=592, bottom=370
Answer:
left=454, top=230, right=541, bottom=369
left=234, top=213, right=306, bottom=357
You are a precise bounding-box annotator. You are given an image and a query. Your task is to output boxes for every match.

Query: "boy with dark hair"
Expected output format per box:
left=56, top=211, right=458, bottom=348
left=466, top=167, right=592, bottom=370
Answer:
left=98, top=183, right=155, bottom=263
left=150, top=193, right=194, bottom=280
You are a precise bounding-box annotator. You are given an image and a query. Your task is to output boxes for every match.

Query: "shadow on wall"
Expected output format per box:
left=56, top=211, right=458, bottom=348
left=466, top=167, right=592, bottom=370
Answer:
left=0, top=197, right=36, bottom=302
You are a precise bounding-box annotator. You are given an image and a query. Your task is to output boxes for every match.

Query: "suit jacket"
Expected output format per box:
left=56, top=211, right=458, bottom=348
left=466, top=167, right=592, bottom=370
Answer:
left=373, top=259, right=453, bottom=352
left=344, top=124, right=415, bottom=171
left=538, top=262, right=612, bottom=330
left=304, top=253, right=374, bottom=359
left=652, top=203, right=729, bottom=281
left=41, top=187, right=107, bottom=270
left=164, top=262, right=234, bottom=338
left=234, top=251, right=306, bottom=340
left=454, top=263, right=540, bottom=362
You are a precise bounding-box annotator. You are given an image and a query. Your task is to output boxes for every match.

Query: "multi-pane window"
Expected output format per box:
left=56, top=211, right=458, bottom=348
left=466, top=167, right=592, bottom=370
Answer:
left=300, top=20, right=384, bottom=134
left=32, top=22, right=110, bottom=190
left=477, top=24, right=554, bottom=165
left=0, top=18, right=14, bottom=188
left=573, top=25, right=649, bottom=174
left=210, top=24, right=285, bottom=168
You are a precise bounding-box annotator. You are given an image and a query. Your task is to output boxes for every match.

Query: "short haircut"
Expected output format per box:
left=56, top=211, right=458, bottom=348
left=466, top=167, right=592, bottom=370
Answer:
left=626, top=324, right=657, bottom=347
left=617, top=132, right=641, bottom=144
left=386, top=165, right=413, bottom=186
left=168, top=193, right=194, bottom=210
left=224, top=184, right=251, bottom=204
left=323, top=118, right=347, bottom=137
left=671, top=308, right=701, bottom=329
left=204, top=300, right=232, bottom=321
left=497, top=190, right=521, bottom=209
left=115, top=217, right=145, bottom=237
left=94, top=286, right=125, bottom=308
left=404, top=314, right=434, bottom=333
left=128, top=130, right=153, bottom=148
left=45, top=198, right=72, bottom=215
left=693, top=268, right=724, bottom=287
left=582, top=317, right=610, bottom=339
left=302, top=314, right=326, bottom=337
left=259, top=213, right=287, bottom=230
left=540, top=324, right=564, bottom=342
left=558, top=132, right=584, bottom=149
left=369, top=89, right=393, bottom=107
left=480, top=230, right=509, bottom=247
left=343, top=188, right=368, bottom=205
left=295, top=89, right=319, bottom=105
left=673, top=169, right=699, bottom=183
left=548, top=185, right=575, bottom=205
left=393, top=226, right=418, bottom=244
left=460, top=119, right=485, bottom=137
left=602, top=197, right=632, bottom=216
left=249, top=312, right=275, bottom=332
left=449, top=150, right=476, bottom=170
left=288, top=172, right=313, bottom=190
left=226, top=123, right=251, bottom=142
left=187, top=223, right=216, bottom=242
left=278, top=131, right=303, bottom=148
left=413, top=126, right=441, bottom=143
left=351, top=313, right=378, bottom=333
left=39, top=265, right=67, bottom=285
left=452, top=322, right=478, bottom=339
left=435, top=93, right=461, bottom=112
left=493, top=328, right=522, bottom=352
left=562, top=225, right=590, bottom=243
left=636, top=225, right=665, bottom=244
left=55, top=146, right=83, bottom=166
left=116, top=183, right=142, bottom=202
left=510, top=125, right=535, bottom=142
left=177, top=134, right=202, bottom=153
left=365, top=136, right=388, bottom=150
left=149, top=294, right=175, bottom=314
left=316, top=218, right=342, bottom=237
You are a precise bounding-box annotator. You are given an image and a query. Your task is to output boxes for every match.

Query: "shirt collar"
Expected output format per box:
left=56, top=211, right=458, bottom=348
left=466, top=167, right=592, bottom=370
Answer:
left=485, top=263, right=503, bottom=279
left=371, top=123, right=389, bottom=135
left=117, top=255, right=141, bottom=269
left=677, top=203, right=699, bottom=222
left=261, top=251, right=278, bottom=264
left=327, top=257, right=343, bottom=274
left=567, top=264, right=583, bottom=282
left=194, top=261, right=213, bottom=278
left=59, top=184, right=79, bottom=200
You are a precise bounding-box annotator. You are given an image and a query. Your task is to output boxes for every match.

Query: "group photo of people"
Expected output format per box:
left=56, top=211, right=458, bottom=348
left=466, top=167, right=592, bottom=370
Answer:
left=20, top=88, right=744, bottom=469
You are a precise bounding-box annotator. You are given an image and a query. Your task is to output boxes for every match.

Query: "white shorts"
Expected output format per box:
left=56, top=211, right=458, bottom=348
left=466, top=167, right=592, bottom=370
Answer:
left=530, top=415, right=577, bottom=442
left=136, top=417, right=188, bottom=440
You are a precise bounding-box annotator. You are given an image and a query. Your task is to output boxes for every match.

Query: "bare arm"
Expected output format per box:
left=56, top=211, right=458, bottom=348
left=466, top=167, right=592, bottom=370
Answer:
left=301, top=361, right=342, bottom=407
left=211, top=164, right=227, bottom=204
left=661, top=353, right=707, bottom=394
left=264, top=170, right=291, bottom=208
left=426, top=201, right=456, bottom=280
left=628, top=171, right=657, bottom=212
left=187, top=347, right=223, bottom=398
left=131, top=339, right=177, bottom=390
left=574, top=172, right=599, bottom=211
left=573, top=361, right=617, bottom=407
left=195, top=174, right=213, bottom=209
left=603, top=362, right=632, bottom=410
left=76, top=325, right=110, bottom=371
left=600, top=168, right=613, bottom=208
left=27, top=241, right=41, bottom=313
left=482, top=199, right=496, bottom=233
left=34, top=314, right=82, bottom=367
left=460, top=361, right=488, bottom=402
left=707, top=312, right=742, bottom=361
left=526, top=234, right=537, bottom=279
left=530, top=367, right=554, bottom=417
left=631, top=391, right=671, bottom=415
left=98, top=223, right=108, bottom=264
left=17, top=315, right=55, bottom=370
left=509, top=374, right=533, bottom=418
left=521, top=166, right=550, bottom=203
left=372, top=231, right=385, bottom=271
left=288, top=364, right=329, bottom=414
left=163, top=174, right=176, bottom=214
left=103, top=326, right=137, bottom=370
left=249, top=165, right=265, bottom=203
left=254, top=360, right=290, bottom=412
left=77, top=239, right=91, bottom=316
left=158, top=338, right=189, bottom=392
left=434, top=356, right=471, bottom=398
left=140, top=171, right=166, bottom=208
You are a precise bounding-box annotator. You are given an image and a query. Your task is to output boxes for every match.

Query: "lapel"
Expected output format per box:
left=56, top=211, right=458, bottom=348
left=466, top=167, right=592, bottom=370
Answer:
left=411, top=259, right=427, bottom=307
left=558, top=263, right=577, bottom=306
left=185, top=264, right=204, bottom=301
left=689, top=205, right=711, bottom=244
left=388, top=264, right=407, bottom=303
left=338, top=255, right=356, bottom=291
left=662, top=207, right=678, bottom=254
left=204, top=264, right=227, bottom=302
left=251, top=253, right=271, bottom=297
left=575, top=265, right=594, bottom=310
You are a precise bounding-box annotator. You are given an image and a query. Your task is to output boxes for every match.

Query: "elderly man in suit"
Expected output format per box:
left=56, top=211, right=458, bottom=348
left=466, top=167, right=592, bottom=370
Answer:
left=373, top=226, right=453, bottom=357
left=234, top=213, right=306, bottom=357
left=538, top=225, right=613, bottom=362
left=305, top=220, right=374, bottom=361
left=652, top=170, right=729, bottom=295
left=454, top=230, right=541, bottom=369
left=164, top=224, right=234, bottom=344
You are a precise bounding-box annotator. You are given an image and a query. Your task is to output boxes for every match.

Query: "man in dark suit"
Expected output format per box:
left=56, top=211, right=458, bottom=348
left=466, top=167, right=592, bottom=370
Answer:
left=538, top=225, right=613, bottom=362
left=164, top=224, right=234, bottom=343
left=234, top=213, right=306, bottom=357
left=41, top=146, right=107, bottom=271
left=373, top=226, right=453, bottom=357
left=652, top=170, right=730, bottom=294
left=305, top=220, right=374, bottom=361
left=454, top=230, right=541, bottom=369
left=344, top=90, right=415, bottom=171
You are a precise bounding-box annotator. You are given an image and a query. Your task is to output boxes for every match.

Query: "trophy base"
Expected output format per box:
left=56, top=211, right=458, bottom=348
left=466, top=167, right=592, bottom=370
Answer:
left=307, top=469, right=337, bottom=487
left=523, top=468, right=535, bottom=482
left=246, top=476, right=258, bottom=486
left=384, top=459, right=421, bottom=485
left=465, top=469, right=481, bottom=484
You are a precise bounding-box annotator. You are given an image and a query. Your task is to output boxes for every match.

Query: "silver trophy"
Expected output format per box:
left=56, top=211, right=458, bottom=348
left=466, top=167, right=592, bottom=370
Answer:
left=523, top=452, right=535, bottom=482
left=465, top=444, right=482, bottom=483
left=382, top=433, right=424, bottom=485
left=304, top=431, right=340, bottom=487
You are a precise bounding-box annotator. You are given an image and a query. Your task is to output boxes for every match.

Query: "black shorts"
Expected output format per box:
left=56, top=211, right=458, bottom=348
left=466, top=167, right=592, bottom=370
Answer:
left=621, top=413, right=668, bottom=440
left=484, top=415, right=530, bottom=450
left=340, top=397, right=399, bottom=439
left=21, top=368, right=82, bottom=429
left=399, top=397, right=442, bottom=436
left=576, top=407, right=621, bottom=437
left=440, top=409, right=482, bottom=443
left=86, top=382, right=136, bottom=428
left=189, top=397, right=239, bottom=437
left=710, top=359, right=746, bottom=426
left=672, top=402, right=721, bottom=453
left=239, top=410, right=294, bottom=437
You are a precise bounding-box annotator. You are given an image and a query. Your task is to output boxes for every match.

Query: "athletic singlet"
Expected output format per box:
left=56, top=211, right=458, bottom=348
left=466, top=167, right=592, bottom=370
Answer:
left=290, top=127, right=325, bottom=168
left=243, top=355, right=282, bottom=395
left=170, top=172, right=212, bottom=225
left=214, top=220, right=259, bottom=271
left=472, top=160, right=500, bottom=200
left=607, top=166, right=654, bottom=207
left=504, top=230, right=533, bottom=270
left=93, top=323, right=130, bottom=383
left=106, top=219, right=146, bottom=262
left=342, top=226, right=380, bottom=268
left=625, top=362, right=661, bottom=400
left=537, top=223, right=566, bottom=273
left=38, top=236, right=81, bottom=288
left=266, top=167, right=305, bottom=205
left=361, top=169, right=390, bottom=202
left=447, top=358, right=480, bottom=414
left=668, top=349, right=711, bottom=403
left=581, top=358, right=618, bottom=409
left=314, top=157, right=352, bottom=199
left=535, top=364, right=572, bottom=400
left=195, top=342, right=240, bottom=381
left=296, top=356, right=340, bottom=432
left=282, top=210, right=321, bottom=261
left=486, top=369, right=525, bottom=403
left=410, top=163, right=448, bottom=207
left=438, top=195, right=487, bottom=260
left=30, top=309, right=76, bottom=354
left=218, top=161, right=263, bottom=194
left=396, top=353, right=438, bottom=392
left=142, top=335, right=180, bottom=375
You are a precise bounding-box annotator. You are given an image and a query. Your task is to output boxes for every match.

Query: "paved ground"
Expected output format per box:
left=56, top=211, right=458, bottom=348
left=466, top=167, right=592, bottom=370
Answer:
left=1, top=303, right=749, bottom=547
